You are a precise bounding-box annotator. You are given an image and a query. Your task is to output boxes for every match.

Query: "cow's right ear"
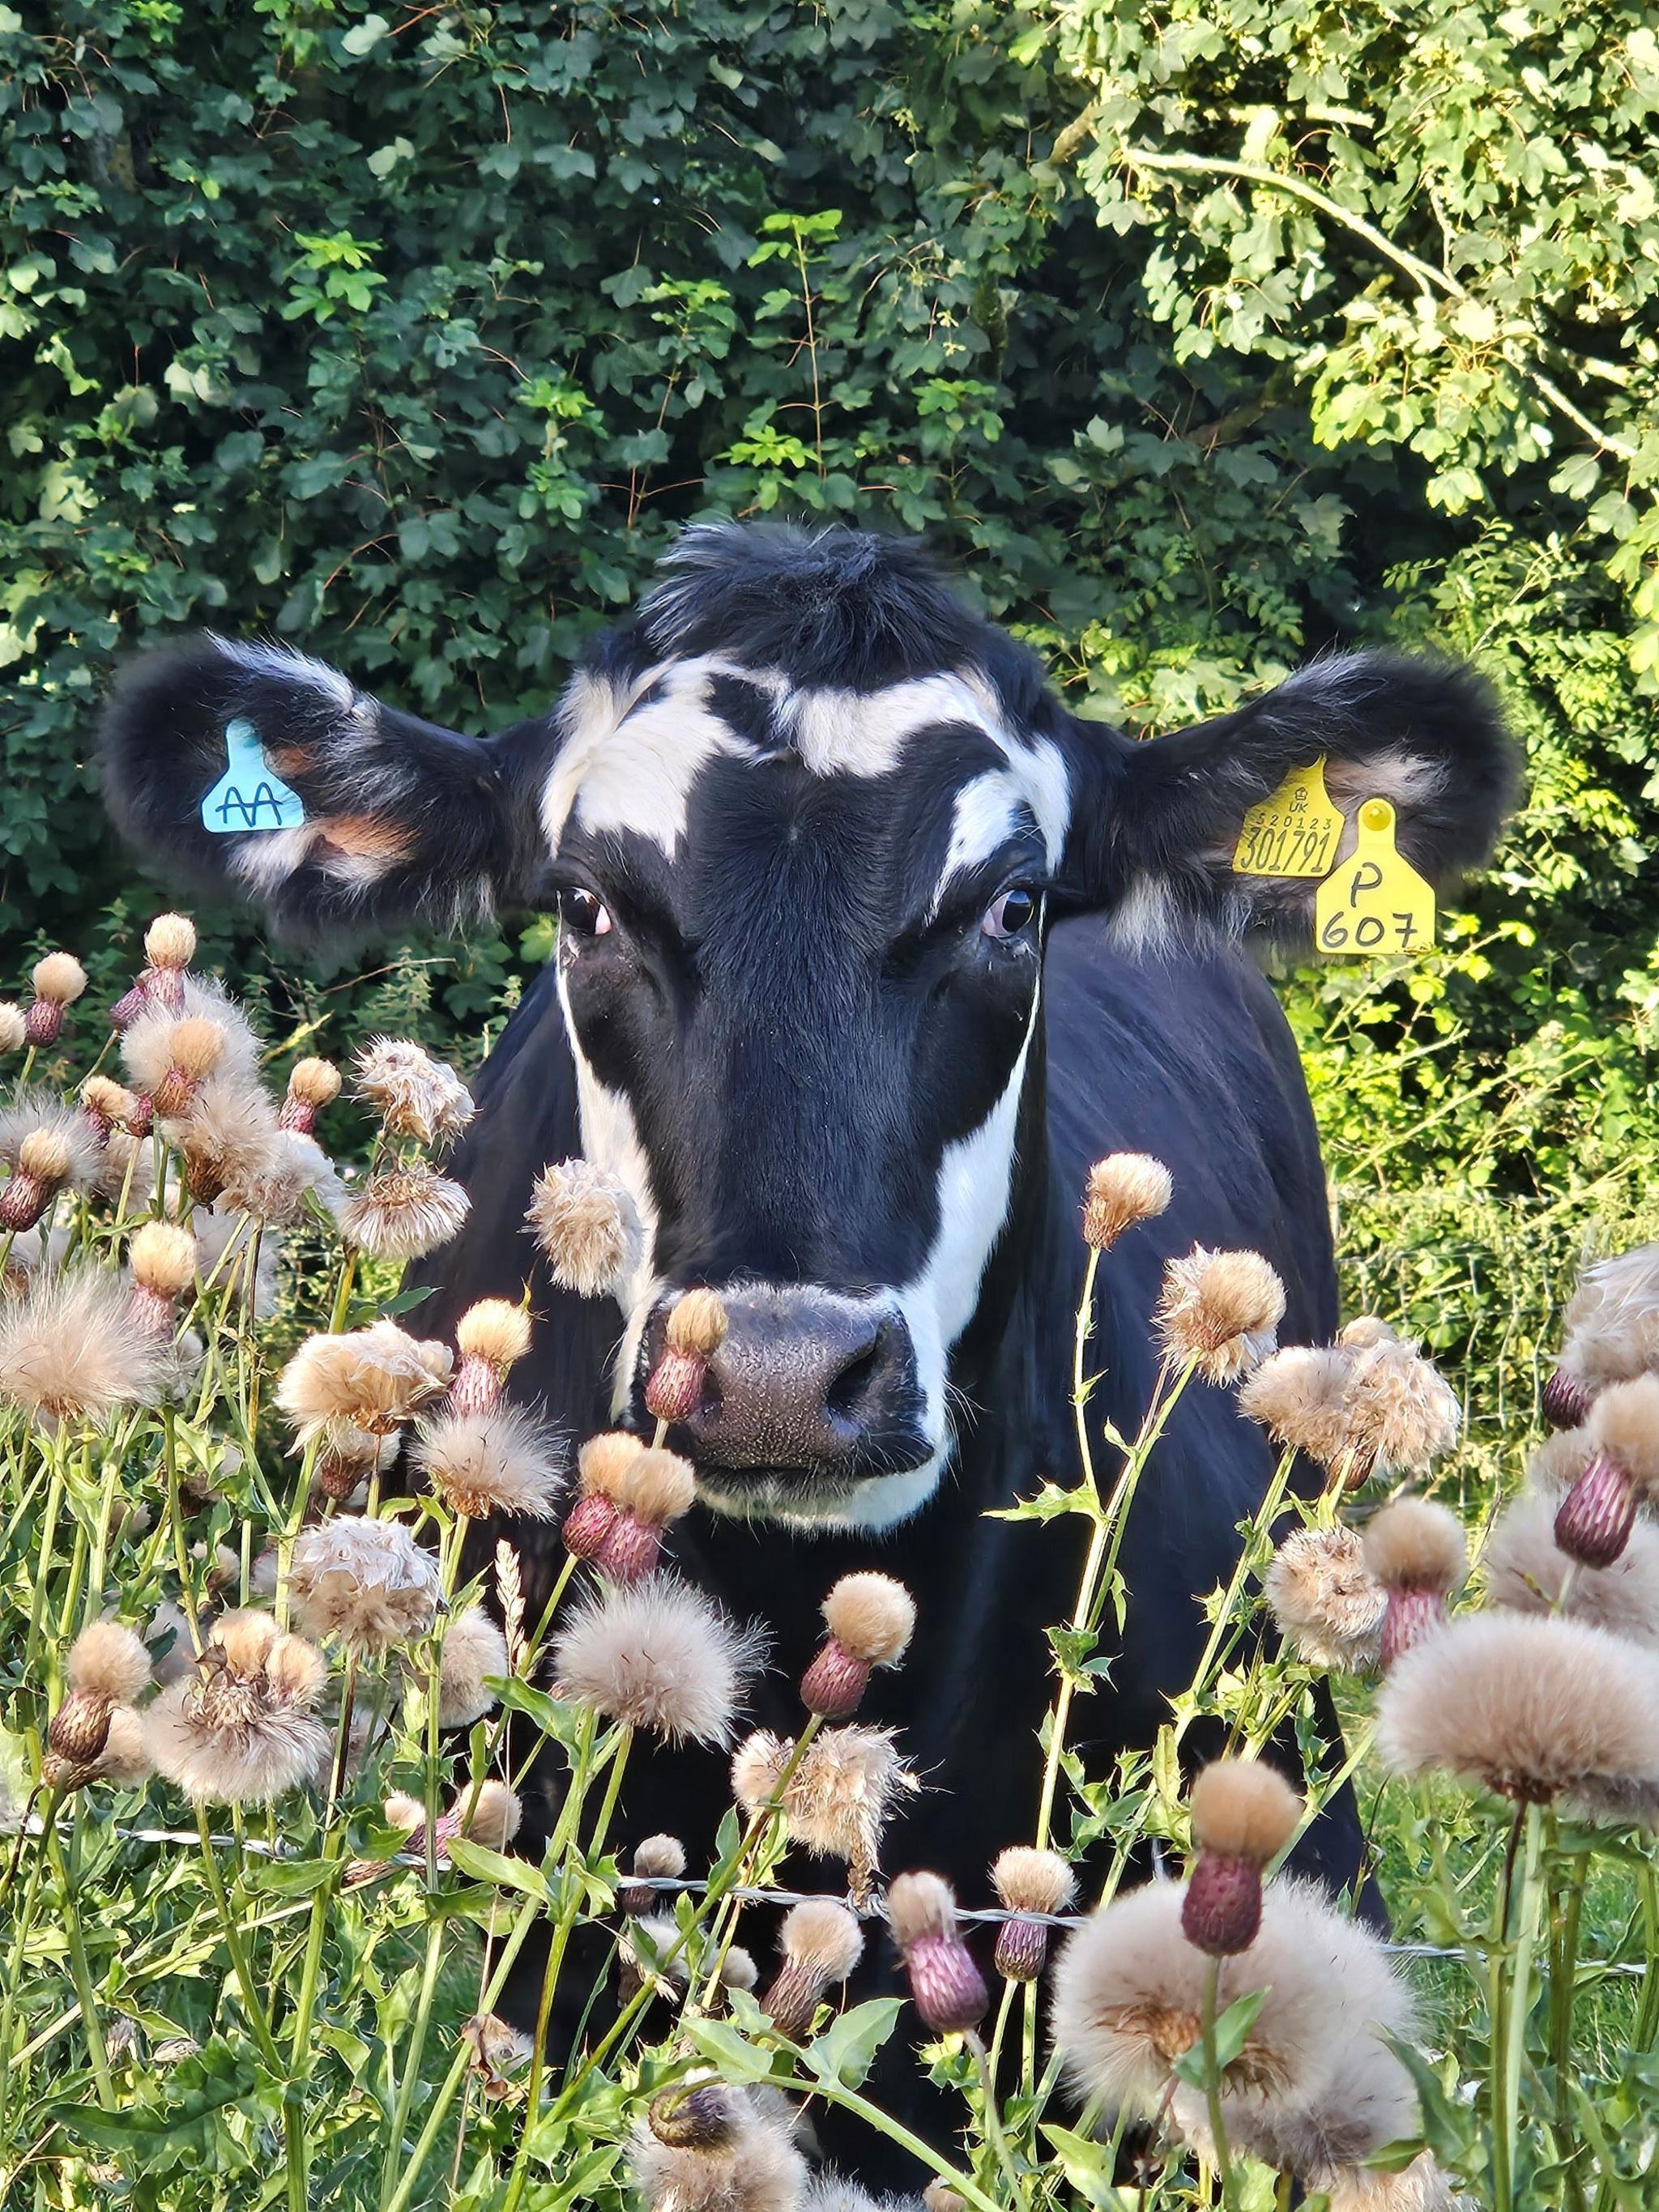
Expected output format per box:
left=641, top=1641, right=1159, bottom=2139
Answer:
left=100, top=637, right=554, bottom=936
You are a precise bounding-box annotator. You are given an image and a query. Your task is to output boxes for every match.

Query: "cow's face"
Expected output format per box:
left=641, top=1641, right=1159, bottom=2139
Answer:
left=103, top=524, right=1519, bottom=1531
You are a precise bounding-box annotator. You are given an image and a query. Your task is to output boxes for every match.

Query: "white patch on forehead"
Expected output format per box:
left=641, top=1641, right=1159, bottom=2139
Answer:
left=541, top=660, right=758, bottom=857
left=786, top=671, right=1004, bottom=778
left=554, top=966, right=662, bottom=1407
left=928, top=744, right=1070, bottom=917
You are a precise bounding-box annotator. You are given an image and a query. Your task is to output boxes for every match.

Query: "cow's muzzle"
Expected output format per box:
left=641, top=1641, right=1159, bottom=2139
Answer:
left=636, top=1283, right=931, bottom=1491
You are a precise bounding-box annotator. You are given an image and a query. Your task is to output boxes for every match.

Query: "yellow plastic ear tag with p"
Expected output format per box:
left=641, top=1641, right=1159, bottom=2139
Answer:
left=1232, top=758, right=1344, bottom=878
left=1315, top=798, right=1435, bottom=957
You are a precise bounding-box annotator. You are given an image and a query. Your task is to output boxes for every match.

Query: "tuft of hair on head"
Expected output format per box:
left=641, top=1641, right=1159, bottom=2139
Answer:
left=451, top=1778, right=523, bottom=1852
left=433, top=1604, right=510, bottom=1730
left=526, top=1157, right=642, bottom=1299
left=337, top=1165, right=471, bottom=1263
left=128, top=1221, right=198, bottom=1299
left=1189, top=1758, right=1303, bottom=1864
left=0, top=1004, right=25, bottom=1055
left=1082, top=1153, right=1173, bottom=1253
left=67, top=1619, right=152, bottom=1707
left=821, top=1572, right=916, bottom=1668
left=413, top=1402, right=566, bottom=1522
left=1264, top=1524, right=1386, bottom=1673
left=1361, top=1498, right=1469, bottom=1594
left=1238, top=1344, right=1358, bottom=1471
left=143, top=913, right=197, bottom=970
left=666, top=1287, right=729, bottom=1359
left=1482, top=1487, right=1659, bottom=1648
left=552, top=1574, right=766, bottom=1745
left=1156, top=1247, right=1286, bottom=1386
left=1341, top=1337, right=1461, bottom=1485
left=1375, top=1609, right=1659, bottom=1812
left=456, top=1298, right=533, bottom=1372
left=287, top=1515, right=443, bottom=1652
left=630, top=2080, right=808, bottom=2212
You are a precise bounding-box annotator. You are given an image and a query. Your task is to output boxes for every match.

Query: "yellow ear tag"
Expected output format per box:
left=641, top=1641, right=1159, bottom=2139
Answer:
left=1232, top=757, right=1344, bottom=878
left=1315, top=798, right=1435, bottom=957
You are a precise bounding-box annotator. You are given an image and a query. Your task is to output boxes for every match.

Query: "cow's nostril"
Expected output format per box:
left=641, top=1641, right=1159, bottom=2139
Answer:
left=825, top=1336, right=883, bottom=1422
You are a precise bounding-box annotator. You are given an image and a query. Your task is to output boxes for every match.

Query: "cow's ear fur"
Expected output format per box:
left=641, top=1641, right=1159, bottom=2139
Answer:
left=100, top=637, right=553, bottom=936
left=1061, top=654, right=1521, bottom=945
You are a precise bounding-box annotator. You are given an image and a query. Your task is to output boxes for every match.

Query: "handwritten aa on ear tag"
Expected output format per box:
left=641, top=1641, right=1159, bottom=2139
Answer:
left=1232, top=758, right=1345, bottom=879
left=1315, top=797, right=1435, bottom=957
left=200, top=718, right=306, bottom=835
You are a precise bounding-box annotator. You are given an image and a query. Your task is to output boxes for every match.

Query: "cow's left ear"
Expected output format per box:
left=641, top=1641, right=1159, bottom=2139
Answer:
left=100, top=637, right=556, bottom=937
left=1059, top=655, right=1521, bottom=942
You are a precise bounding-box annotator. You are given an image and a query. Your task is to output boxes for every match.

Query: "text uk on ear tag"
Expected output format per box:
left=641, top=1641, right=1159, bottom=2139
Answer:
left=1315, top=797, right=1435, bottom=957
left=200, top=718, right=306, bottom=835
left=1232, top=757, right=1344, bottom=878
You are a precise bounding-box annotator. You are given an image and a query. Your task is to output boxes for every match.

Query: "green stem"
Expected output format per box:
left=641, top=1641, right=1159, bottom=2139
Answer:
left=193, top=1806, right=284, bottom=2076
left=1199, top=1954, right=1239, bottom=2210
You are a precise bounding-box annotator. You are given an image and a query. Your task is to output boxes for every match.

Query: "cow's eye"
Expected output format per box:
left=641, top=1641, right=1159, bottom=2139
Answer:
left=981, top=886, right=1038, bottom=940
left=558, top=888, right=612, bottom=939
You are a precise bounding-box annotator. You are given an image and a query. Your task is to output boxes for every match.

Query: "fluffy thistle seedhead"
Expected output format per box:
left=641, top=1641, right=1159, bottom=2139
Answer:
left=527, top=1157, right=643, bottom=1299
left=1081, top=1152, right=1173, bottom=1251
left=1363, top=1497, right=1468, bottom=1666
left=1264, top=1525, right=1386, bottom=1673
left=1342, top=1340, right=1461, bottom=1484
left=462, top=2013, right=533, bottom=2099
left=822, top=1574, right=915, bottom=1667
left=733, top=1724, right=915, bottom=1882
left=553, top=1575, right=765, bottom=1744
left=128, top=1221, right=198, bottom=1300
left=288, top=1517, right=443, bottom=1652
left=1320, top=2154, right=1461, bottom=2212
left=145, top=1613, right=329, bottom=1803
left=1052, top=1876, right=1412, bottom=2130
left=2, top=1093, right=100, bottom=1181
left=413, top=1403, right=566, bottom=1521
left=143, top=913, right=196, bottom=970
left=451, top=1779, right=522, bottom=1852
left=991, top=1846, right=1077, bottom=1981
left=666, top=1288, right=729, bottom=1359
left=0, top=1003, right=24, bottom=1054
left=1156, top=1247, right=1285, bottom=1385
left=96, top=1705, right=153, bottom=1789
left=647, top=1289, right=731, bottom=1423
left=780, top=1897, right=865, bottom=1980
left=1484, top=1488, right=1659, bottom=1647
left=578, top=1430, right=648, bottom=1498
left=616, top=1447, right=698, bottom=1527
left=288, top=1057, right=339, bottom=1106
left=887, top=1871, right=988, bottom=2033
left=277, top=1321, right=454, bottom=1443
left=882, top=1871, right=954, bottom=1948
left=26, top=953, right=87, bottom=1042
left=67, top=1619, right=152, bottom=1707
left=1554, top=1247, right=1659, bottom=1409
left=1529, top=1426, right=1597, bottom=1494
left=455, top=1298, right=533, bottom=1372
left=0, top=1126, right=75, bottom=1230
left=80, top=1075, right=138, bottom=1136
left=1376, top=1610, right=1659, bottom=1809
left=0, top=1265, right=172, bottom=1426
left=352, top=1037, right=474, bottom=1150
left=1589, top=1374, right=1659, bottom=1492
left=618, top=1831, right=689, bottom=1914
left=434, top=1605, right=510, bottom=1729
left=630, top=2087, right=807, bottom=2212
left=338, top=1166, right=470, bottom=1261
left=1183, top=1759, right=1303, bottom=1954
left=1238, top=1345, right=1358, bottom=1470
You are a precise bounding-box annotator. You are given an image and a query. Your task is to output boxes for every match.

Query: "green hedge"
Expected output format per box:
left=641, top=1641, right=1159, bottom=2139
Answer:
left=6, top=0, right=1658, bottom=1428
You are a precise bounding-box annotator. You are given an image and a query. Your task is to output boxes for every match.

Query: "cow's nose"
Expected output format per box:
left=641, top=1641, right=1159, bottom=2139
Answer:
left=642, top=1285, right=919, bottom=1472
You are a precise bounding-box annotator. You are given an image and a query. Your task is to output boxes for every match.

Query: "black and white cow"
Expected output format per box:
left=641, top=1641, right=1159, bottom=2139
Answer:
left=101, top=524, right=1516, bottom=2176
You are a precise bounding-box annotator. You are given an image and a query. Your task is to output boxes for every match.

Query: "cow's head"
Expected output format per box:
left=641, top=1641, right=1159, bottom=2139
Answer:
left=103, top=525, right=1518, bottom=1530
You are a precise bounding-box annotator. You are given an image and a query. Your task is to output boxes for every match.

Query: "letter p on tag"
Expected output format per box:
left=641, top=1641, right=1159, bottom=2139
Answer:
left=1315, top=798, right=1435, bottom=957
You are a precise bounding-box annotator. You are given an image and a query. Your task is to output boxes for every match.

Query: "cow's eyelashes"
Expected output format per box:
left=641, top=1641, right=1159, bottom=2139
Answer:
left=981, top=886, right=1038, bottom=940
left=557, top=887, right=612, bottom=940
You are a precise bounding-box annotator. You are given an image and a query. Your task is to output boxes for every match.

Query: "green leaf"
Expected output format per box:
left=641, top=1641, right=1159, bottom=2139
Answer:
left=1170, top=1987, right=1267, bottom=2088
left=682, top=2016, right=775, bottom=2084
left=804, top=1997, right=906, bottom=2089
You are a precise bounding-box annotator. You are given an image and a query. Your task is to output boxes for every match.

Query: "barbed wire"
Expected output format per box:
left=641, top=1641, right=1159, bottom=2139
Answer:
left=16, top=1822, right=1645, bottom=1978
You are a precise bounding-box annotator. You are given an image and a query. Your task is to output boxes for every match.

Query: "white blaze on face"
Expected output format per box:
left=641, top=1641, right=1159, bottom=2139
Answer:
left=546, top=652, right=1064, bottom=1528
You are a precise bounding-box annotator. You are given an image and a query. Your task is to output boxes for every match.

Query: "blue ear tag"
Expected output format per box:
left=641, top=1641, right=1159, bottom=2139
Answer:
left=200, top=718, right=307, bottom=834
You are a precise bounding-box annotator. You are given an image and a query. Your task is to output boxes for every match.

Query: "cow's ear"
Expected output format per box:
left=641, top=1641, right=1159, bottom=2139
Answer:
left=1060, top=655, right=1521, bottom=944
left=100, top=637, right=553, bottom=936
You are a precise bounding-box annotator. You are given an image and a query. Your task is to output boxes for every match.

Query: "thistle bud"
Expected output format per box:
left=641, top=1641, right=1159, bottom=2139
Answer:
left=279, top=1056, right=341, bottom=1135
left=1082, top=1152, right=1173, bottom=1252
left=45, top=1690, right=114, bottom=1788
left=526, top=1157, right=642, bottom=1298
left=450, top=1298, right=532, bottom=1417
left=887, top=1871, right=988, bottom=2034
left=619, top=1831, right=686, bottom=1916
left=127, top=1221, right=198, bottom=1336
left=143, top=914, right=196, bottom=1009
left=1363, top=1497, right=1469, bottom=1664
left=1181, top=1758, right=1302, bottom=1956
left=760, top=1897, right=864, bottom=2039
left=0, top=1003, right=25, bottom=1055
left=1543, top=1363, right=1593, bottom=1433
left=109, top=979, right=151, bottom=1031
left=800, top=1571, right=916, bottom=1718
left=151, top=1016, right=226, bottom=1118
left=593, top=1447, right=697, bottom=1582
left=562, top=1432, right=644, bottom=1560
left=1555, top=1375, right=1659, bottom=1570
left=645, top=1289, right=728, bottom=1426
left=45, top=1620, right=151, bottom=1793
left=647, top=2080, right=740, bottom=2150
left=81, top=1076, right=138, bottom=1144
left=0, top=1130, right=73, bottom=1232
left=24, top=953, right=87, bottom=1046
left=990, top=1846, right=1076, bottom=1980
